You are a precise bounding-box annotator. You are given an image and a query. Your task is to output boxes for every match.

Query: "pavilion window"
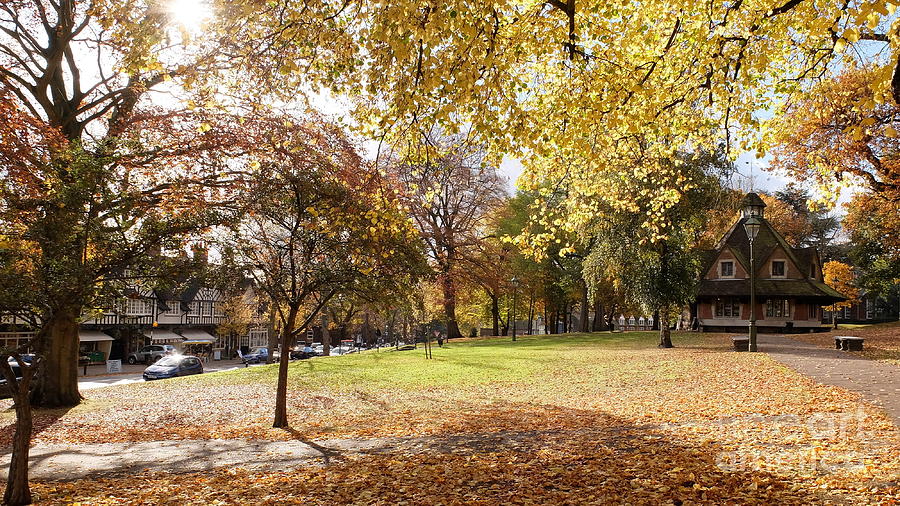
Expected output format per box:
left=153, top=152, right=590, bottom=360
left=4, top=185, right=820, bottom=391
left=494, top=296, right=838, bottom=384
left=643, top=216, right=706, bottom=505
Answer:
left=715, top=298, right=740, bottom=318
left=720, top=261, right=734, bottom=278
left=766, top=299, right=790, bottom=317
left=771, top=260, right=786, bottom=278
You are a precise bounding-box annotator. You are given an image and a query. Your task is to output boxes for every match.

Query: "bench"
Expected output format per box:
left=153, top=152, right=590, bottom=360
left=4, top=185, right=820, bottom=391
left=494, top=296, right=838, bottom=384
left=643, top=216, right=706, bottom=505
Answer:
left=834, top=336, right=864, bottom=351
left=731, top=335, right=750, bottom=351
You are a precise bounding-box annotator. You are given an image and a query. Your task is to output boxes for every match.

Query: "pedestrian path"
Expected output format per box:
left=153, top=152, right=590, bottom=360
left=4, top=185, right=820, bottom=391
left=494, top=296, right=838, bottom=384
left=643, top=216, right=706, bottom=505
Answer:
left=759, top=334, right=900, bottom=426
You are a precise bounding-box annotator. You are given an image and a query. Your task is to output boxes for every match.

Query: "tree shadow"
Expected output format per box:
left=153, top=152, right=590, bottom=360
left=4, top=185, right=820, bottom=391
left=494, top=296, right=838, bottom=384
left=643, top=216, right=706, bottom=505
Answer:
left=0, top=404, right=75, bottom=450
left=9, top=402, right=865, bottom=503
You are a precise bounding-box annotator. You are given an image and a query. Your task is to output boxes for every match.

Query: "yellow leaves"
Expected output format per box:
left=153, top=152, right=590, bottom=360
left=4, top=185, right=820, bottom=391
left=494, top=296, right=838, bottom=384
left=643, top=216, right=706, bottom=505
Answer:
left=197, top=123, right=211, bottom=133
left=842, top=27, right=861, bottom=43
left=833, top=38, right=847, bottom=53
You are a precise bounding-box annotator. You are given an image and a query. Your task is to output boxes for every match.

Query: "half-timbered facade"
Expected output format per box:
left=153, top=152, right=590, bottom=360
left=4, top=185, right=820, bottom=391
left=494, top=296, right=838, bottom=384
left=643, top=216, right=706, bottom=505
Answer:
left=695, top=192, right=846, bottom=333
left=80, top=281, right=269, bottom=361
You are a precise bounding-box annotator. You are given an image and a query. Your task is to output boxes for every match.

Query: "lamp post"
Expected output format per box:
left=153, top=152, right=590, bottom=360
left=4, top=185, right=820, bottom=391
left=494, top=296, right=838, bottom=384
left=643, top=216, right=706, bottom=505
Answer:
left=744, top=216, right=762, bottom=352
left=511, top=276, right=518, bottom=342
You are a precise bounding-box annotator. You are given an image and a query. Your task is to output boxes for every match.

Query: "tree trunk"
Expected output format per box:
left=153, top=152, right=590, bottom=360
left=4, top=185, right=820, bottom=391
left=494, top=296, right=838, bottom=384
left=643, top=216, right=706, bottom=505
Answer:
left=658, top=306, right=673, bottom=348
left=658, top=241, right=673, bottom=348
left=5, top=388, right=33, bottom=505
left=321, top=314, right=331, bottom=357
left=266, top=329, right=279, bottom=365
left=607, top=304, right=616, bottom=331
left=652, top=309, right=660, bottom=331
left=527, top=291, right=535, bottom=336
left=31, top=305, right=81, bottom=408
left=580, top=283, right=590, bottom=333
left=501, top=302, right=510, bottom=336
left=266, top=308, right=278, bottom=364
left=441, top=275, right=463, bottom=339
left=1, top=357, right=39, bottom=506
left=490, top=293, right=500, bottom=336
left=273, top=306, right=298, bottom=429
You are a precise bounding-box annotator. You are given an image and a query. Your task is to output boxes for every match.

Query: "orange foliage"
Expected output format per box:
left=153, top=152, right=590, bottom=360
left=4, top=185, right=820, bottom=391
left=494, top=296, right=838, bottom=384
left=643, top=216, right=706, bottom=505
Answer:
left=769, top=66, right=900, bottom=203
left=758, top=193, right=811, bottom=247
left=822, top=261, right=859, bottom=309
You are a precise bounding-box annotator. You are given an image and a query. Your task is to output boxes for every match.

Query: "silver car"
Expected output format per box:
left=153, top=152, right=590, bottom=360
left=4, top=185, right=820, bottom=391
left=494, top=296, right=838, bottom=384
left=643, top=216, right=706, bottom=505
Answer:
left=127, top=344, right=176, bottom=364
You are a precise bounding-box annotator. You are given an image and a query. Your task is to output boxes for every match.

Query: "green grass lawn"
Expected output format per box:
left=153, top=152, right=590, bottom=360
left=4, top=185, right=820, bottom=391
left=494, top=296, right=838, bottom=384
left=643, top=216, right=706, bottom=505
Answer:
left=224, top=331, right=692, bottom=390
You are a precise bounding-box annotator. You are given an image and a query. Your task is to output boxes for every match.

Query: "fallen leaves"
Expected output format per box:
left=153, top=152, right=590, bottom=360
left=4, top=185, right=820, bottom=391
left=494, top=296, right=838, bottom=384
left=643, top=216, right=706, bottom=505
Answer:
left=1, top=331, right=899, bottom=503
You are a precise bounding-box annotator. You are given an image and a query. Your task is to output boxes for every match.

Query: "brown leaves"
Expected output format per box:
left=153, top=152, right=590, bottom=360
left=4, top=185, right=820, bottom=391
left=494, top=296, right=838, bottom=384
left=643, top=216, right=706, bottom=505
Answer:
left=2, top=332, right=900, bottom=503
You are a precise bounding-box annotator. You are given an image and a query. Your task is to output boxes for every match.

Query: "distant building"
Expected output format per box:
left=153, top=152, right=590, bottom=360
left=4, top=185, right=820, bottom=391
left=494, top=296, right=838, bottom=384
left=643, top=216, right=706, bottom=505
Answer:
left=0, top=248, right=270, bottom=362
left=823, top=290, right=900, bottom=324
left=695, top=192, right=846, bottom=333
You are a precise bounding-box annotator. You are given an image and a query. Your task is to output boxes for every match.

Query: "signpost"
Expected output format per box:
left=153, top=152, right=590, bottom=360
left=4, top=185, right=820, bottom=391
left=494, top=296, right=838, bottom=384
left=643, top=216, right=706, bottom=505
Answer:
left=106, top=359, right=122, bottom=374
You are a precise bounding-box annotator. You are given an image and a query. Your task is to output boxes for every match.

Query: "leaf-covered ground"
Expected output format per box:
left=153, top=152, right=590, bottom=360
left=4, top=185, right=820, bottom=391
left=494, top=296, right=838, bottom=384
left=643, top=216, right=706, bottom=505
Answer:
left=2, top=331, right=900, bottom=504
left=793, top=321, right=900, bottom=366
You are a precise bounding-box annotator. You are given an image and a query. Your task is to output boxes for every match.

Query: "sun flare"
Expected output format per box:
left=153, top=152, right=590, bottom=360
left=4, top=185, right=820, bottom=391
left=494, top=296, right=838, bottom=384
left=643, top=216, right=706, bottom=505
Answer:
left=167, top=0, right=213, bottom=32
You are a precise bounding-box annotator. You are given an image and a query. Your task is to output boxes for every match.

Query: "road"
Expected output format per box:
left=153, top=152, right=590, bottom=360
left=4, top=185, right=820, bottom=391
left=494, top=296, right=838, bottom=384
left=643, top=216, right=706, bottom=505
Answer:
left=78, top=361, right=265, bottom=390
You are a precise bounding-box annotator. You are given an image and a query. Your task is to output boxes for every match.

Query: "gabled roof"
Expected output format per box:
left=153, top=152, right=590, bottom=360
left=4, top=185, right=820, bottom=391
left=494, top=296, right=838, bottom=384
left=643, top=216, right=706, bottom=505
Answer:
left=699, top=204, right=845, bottom=303
left=723, top=216, right=807, bottom=276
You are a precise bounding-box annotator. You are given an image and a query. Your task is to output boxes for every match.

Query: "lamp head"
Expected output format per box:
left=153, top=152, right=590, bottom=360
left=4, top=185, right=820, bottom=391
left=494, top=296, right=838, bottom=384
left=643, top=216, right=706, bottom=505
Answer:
left=744, top=216, right=762, bottom=243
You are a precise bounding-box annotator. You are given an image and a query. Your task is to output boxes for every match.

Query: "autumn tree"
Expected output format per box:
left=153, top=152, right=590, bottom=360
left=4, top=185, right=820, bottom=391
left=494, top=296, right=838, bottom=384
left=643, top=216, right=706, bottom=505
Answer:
left=578, top=147, right=736, bottom=346
left=0, top=0, right=348, bottom=408
left=234, top=0, right=900, bottom=267
left=769, top=66, right=900, bottom=205
left=823, top=261, right=861, bottom=328
left=226, top=122, right=423, bottom=428
left=773, top=185, right=841, bottom=259
left=844, top=193, right=899, bottom=299
left=391, top=134, right=507, bottom=339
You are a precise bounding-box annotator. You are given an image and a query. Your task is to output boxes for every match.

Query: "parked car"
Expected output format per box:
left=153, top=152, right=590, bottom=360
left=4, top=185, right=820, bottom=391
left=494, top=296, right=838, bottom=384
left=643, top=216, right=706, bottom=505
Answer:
left=127, top=345, right=176, bottom=365
left=142, top=355, right=203, bottom=381
left=242, top=347, right=268, bottom=364
left=329, top=345, right=357, bottom=356
left=0, top=355, right=36, bottom=399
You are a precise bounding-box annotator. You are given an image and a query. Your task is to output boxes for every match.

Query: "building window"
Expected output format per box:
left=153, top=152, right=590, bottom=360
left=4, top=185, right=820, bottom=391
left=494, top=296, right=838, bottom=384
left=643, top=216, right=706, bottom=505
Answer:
left=720, top=261, right=734, bottom=278
left=249, top=329, right=268, bottom=348
left=766, top=299, right=790, bottom=318
left=213, top=301, right=225, bottom=317
left=843, top=306, right=851, bottom=319
left=125, top=298, right=153, bottom=316
left=200, top=302, right=212, bottom=317
left=866, top=299, right=873, bottom=320
left=188, top=301, right=199, bottom=315
left=771, top=260, right=786, bottom=278
left=164, top=301, right=180, bottom=316
left=715, top=298, right=741, bottom=318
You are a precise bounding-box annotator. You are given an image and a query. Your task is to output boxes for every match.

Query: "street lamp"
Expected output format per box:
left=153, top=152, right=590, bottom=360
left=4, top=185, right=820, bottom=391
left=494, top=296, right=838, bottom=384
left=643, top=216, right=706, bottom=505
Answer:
left=511, top=276, right=518, bottom=342
left=744, top=216, right=762, bottom=352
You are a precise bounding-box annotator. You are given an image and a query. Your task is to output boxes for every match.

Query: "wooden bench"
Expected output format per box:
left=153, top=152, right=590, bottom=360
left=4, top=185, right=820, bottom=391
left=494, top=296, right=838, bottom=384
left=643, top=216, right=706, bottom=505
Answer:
left=731, top=335, right=750, bottom=351
left=834, top=336, right=865, bottom=351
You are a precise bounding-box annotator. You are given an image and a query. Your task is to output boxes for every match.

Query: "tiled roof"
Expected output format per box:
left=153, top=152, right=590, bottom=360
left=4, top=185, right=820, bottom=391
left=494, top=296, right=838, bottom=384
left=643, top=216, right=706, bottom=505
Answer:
left=698, top=279, right=845, bottom=302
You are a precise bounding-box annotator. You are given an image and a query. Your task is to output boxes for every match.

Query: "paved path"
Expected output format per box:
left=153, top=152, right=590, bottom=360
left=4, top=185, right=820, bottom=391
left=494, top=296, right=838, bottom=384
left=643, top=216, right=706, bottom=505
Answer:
left=759, top=334, right=900, bottom=426
left=0, top=429, right=579, bottom=481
